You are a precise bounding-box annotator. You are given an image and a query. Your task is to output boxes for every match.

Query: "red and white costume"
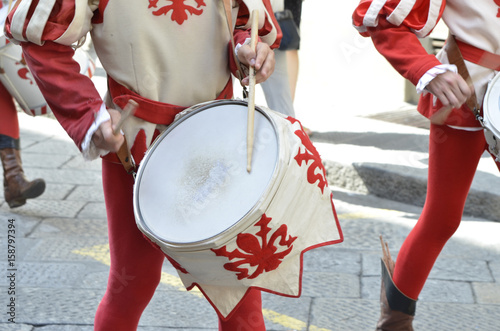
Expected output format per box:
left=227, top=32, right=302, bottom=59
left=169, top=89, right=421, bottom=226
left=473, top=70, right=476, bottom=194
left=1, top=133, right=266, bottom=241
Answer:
left=6, top=0, right=280, bottom=329
left=0, top=1, right=19, bottom=141
left=353, top=0, right=500, bottom=301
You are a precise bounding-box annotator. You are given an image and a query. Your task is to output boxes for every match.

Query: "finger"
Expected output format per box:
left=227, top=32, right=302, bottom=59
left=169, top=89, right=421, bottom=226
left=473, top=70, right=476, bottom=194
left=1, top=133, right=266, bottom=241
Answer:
left=434, top=88, right=453, bottom=109
left=255, top=53, right=275, bottom=84
left=237, top=45, right=256, bottom=68
left=103, top=124, right=124, bottom=152
left=448, top=85, right=469, bottom=109
left=107, top=108, right=123, bottom=135
left=253, top=43, right=270, bottom=71
left=456, top=79, right=474, bottom=100
left=93, top=120, right=124, bottom=152
left=92, top=128, right=104, bottom=146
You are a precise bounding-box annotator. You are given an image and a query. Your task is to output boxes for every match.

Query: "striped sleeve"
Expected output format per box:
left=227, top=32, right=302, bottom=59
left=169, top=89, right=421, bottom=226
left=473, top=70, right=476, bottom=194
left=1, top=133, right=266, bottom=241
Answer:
left=352, top=0, right=445, bottom=38
left=5, top=0, right=98, bottom=46
left=236, top=0, right=281, bottom=49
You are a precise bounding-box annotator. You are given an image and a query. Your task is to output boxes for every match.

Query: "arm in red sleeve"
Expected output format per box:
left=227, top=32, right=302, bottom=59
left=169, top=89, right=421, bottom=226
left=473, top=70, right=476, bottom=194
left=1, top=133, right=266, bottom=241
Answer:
left=366, top=21, right=442, bottom=86
left=21, top=41, right=103, bottom=150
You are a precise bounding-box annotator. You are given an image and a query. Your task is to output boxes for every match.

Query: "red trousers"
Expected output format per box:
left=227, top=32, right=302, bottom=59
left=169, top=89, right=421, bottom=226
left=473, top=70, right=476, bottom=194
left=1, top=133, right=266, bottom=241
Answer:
left=393, top=124, right=497, bottom=300
left=95, top=156, right=265, bottom=330
left=0, top=82, right=19, bottom=139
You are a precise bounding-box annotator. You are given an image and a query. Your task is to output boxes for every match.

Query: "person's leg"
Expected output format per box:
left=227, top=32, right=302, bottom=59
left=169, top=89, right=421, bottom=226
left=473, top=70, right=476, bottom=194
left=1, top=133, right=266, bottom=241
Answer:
left=94, top=159, right=165, bottom=330
left=0, top=83, right=45, bottom=207
left=393, top=124, right=486, bottom=298
left=285, top=50, right=299, bottom=101
left=0, top=83, right=19, bottom=139
left=218, top=289, right=265, bottom=331
left=260, top=49, right=295, bottom=117
left=377, top=124, right=486, bottom=330
left=284, top=0, right=302, bottom=102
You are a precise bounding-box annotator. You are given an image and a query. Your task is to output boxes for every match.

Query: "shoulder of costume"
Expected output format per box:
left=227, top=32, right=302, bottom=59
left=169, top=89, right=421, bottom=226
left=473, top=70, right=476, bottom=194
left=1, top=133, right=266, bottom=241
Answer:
left=353, top=0, right=445, bottom=38
left=238, top=0, right=279, bottom=47
left=6, top=0, right=98, bottom=46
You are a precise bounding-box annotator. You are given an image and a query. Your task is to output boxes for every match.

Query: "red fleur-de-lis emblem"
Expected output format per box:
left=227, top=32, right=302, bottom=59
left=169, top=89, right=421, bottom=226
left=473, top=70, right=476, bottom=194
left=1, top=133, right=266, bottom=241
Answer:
left=17, top=67, right=33, bottom=85
left=148, top=0, right=206, bottom=25
left=211, top=214, right=297, bottom=280
left=286, top=117, right=328, bottom=193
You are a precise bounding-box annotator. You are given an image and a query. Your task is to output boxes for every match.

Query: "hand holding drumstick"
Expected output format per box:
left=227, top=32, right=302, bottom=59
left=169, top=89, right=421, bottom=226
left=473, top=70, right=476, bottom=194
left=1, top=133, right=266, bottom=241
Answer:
left=92, top=100, right=138, bottom=153
left=236, top=23, right=275, bottom=84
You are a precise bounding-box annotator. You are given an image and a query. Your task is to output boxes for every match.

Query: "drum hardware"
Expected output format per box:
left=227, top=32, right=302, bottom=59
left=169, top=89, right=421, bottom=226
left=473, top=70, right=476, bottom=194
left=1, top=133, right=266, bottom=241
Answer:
left=480, top=71, right=500, bottom=161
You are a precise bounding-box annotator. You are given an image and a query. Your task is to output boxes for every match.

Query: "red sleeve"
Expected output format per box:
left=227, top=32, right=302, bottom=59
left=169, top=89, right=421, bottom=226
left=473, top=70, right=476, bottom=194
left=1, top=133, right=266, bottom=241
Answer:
left=352, top=0, right=445, bottom=85
left=367, top=20, right=441, bottom=86
left=353, top=0, right=440, bottom=35
left=21, top=41, right=103, bottom=150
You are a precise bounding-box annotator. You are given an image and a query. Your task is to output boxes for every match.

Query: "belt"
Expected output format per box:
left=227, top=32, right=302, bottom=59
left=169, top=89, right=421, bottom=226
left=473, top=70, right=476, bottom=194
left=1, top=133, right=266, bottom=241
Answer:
left=108, top=76, right=234, bottom=125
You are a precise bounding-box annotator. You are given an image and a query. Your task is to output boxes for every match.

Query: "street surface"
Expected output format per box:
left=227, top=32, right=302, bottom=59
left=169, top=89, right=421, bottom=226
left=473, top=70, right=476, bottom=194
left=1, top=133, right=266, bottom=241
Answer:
left=1, top=1, right=500, bottom=330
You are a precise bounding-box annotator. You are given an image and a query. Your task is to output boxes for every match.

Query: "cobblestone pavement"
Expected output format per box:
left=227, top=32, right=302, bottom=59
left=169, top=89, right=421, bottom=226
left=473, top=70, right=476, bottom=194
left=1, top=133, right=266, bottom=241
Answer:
left=1, top=0, right=500, bottom=330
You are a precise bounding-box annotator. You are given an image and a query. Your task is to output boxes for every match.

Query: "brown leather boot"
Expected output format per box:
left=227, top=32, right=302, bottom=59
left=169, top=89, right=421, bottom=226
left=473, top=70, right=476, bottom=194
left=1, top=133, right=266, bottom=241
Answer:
left=376, top=237, right=416, bottom=331
left=1, top=147, right=46, bottom=208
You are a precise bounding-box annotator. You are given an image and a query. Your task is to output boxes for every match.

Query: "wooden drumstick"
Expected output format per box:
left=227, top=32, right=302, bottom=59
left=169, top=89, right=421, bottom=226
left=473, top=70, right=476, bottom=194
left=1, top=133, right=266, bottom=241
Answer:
left=247, top=9, right=259, bottom=173
left=113, top=99, right=138, bottom=135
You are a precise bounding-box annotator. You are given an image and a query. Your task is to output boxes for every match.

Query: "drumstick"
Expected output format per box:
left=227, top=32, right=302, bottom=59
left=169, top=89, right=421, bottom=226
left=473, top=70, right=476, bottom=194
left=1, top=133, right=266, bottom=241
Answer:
left=247, top=10, right=259, bottom=173
left=113, top=100, right=138, bottom=136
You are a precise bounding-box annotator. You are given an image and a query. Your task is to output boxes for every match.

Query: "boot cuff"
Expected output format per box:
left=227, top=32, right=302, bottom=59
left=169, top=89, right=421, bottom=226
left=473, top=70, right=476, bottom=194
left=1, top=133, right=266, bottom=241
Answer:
left=381, top=259, right=417, bottom=316
left=0, top=135, right=20, bottom=150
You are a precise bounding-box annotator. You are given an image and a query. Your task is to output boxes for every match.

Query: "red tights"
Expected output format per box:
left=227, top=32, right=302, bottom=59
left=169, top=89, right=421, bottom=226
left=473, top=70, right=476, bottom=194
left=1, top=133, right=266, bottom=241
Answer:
left=0, top=82, right=19, bottom=139
left=393, top=124, right=495, bottom=300
left=95, top=159, right=265, bottom=330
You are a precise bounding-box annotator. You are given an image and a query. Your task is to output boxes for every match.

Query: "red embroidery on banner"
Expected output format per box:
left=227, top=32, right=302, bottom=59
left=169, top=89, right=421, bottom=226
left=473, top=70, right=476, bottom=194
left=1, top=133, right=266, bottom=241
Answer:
left=148, top=0, right=206, bottom=24
left=286, top=116, right=328, bottom=193
left=211, top=214, right=297, bottom=280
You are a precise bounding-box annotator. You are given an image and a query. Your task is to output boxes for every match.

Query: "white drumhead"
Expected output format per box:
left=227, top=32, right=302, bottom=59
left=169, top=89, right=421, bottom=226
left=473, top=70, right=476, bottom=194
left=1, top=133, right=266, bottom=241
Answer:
left=484, top=72, right=500, bottom=138
left=135, top=101, right=279, bottom=244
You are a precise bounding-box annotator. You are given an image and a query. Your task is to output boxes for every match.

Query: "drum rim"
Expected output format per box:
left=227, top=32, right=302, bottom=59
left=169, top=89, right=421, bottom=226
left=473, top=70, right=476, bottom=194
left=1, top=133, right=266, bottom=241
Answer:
left=484, top=71, right=500, bottom=137
left=133, top=99, right=283, bottom=251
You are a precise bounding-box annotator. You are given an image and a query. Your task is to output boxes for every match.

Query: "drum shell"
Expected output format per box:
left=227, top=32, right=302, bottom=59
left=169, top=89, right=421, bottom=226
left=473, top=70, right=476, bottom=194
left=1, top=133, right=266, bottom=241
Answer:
left=482, top=72, right=500, bottom=157
left=0, top=36, right=95, bottom=116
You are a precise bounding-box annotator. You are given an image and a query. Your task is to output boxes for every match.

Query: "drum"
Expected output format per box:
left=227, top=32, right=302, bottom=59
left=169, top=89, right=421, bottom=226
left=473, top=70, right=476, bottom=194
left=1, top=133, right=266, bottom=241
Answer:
left=0, top=4, right=95, bottom=116
left=133, top=100, right=343, bottom=318
left=482, top=72, right=500, bottom=159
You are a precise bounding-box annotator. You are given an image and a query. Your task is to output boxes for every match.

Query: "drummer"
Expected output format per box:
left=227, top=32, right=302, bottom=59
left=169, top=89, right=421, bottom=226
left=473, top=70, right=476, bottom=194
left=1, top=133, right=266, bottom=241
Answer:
left=352, top=0, right=500, bottom=329
left=0, top=0, right=45, bottom=208
left=5, top=1, right=279, bottom=330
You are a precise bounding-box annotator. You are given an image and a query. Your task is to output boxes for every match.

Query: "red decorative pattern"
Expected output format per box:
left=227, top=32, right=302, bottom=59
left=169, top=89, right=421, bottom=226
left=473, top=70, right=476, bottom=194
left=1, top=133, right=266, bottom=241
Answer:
left=495, top=0, right=500, bottom=17
left=148, top=0, right=206, bottom=24
left=212, top=214, right=297, bottom=280
left=17, top=67, right=33, bottom=85
left=286, top=117, right=328, bottom=193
